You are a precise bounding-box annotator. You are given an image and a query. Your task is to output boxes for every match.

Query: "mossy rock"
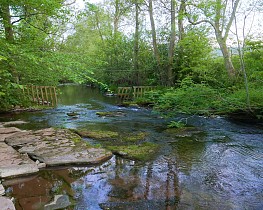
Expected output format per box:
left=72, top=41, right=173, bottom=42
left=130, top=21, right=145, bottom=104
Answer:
left=75, top=130, right=119, bottom=140
left=96, top=111, right=126, bottom=117
left=121, top=132, right=148, bottom=143
left=165, top=126, right=204, bottom=138
left=107, top=142, right=160, bottom=161
left=67, top=112, right=79, bottom=117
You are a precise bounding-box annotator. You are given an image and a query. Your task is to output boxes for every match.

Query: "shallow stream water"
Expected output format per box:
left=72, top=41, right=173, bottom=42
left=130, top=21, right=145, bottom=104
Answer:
left=1, top=85, right=263, bottom=210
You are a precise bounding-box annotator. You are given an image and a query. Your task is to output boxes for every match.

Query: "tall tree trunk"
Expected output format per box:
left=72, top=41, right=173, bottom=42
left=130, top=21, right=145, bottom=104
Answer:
left=216, top=34, right=236, bottom=78
left=148, top=0, right=163, bottom=84
left=1, top=3, right=14, bottom=42
left=114, top=0, right=120, bottom=36
left=187, top=0, right=240, bottom=79
left=148, top=0, right=160, bottom=66
left=178, top=0, right=186, bottom=41
left=134, top=1, right=139, bottom=85
left=167, top=0, right=176, bottom=86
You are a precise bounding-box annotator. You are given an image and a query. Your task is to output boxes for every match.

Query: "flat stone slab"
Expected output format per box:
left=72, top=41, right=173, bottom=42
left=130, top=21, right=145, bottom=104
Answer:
left=0, top=142, right=39, bottom=178
left=4, top=127, right=112, bottom=167
left=31, top=147, right=112, bottom=167
left=0, top=196, right=16, bottom=210
left=0, top=127, right=21, bottom=134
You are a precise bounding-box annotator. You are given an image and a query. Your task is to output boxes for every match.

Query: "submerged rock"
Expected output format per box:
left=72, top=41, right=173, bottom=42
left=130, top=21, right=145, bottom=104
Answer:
left=67, top=112, right=79, bottom=117
left=44, top=194, right=71, bottom=210
left=96, top=111, right=126, bottom=117
left=75, top=130, right=119, bottom=140
left=165, top=127, right=204, bottom=138
left=107, top=142, right=160, bottom=161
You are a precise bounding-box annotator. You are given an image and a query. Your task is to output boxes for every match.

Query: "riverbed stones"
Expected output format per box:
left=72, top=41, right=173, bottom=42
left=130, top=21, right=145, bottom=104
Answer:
left=0, top=196, right=16, bottom=210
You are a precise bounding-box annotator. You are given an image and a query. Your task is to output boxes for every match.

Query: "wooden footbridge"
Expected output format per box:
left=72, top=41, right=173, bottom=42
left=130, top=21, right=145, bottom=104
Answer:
left=22, top=85, right=58, bottom=106
left=117, top=86, right=156, bottom=100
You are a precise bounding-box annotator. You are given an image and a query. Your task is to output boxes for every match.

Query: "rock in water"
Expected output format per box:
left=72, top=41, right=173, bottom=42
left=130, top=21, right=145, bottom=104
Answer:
left=0, top=196, right=16, bottom=210
left=0, top=183, right=5, bottom=195
left=44, top=194, right=71, bottom=210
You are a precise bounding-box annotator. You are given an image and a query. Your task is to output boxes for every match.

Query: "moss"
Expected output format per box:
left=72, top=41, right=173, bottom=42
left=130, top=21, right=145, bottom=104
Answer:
left=107, top=142, right=160, bottom=161
left=122, top=132, right=148, bottom=143
left=165, top=126, right=204, bottom=138
left=96, top=111, right=126, bottom=117
left=75, top=130, right=119, bottom=140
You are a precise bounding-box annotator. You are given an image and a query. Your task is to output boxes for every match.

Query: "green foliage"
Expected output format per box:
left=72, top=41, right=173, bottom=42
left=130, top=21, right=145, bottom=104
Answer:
left=175, top=27, right=213, bottom=83
left=155, top=77, right=219, bottom=115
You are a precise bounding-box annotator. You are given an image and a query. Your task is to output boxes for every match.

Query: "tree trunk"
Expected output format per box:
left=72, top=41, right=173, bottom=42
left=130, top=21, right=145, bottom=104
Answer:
left=148, top=0, right=160, bottom=66
left=114, top=0, right=120, bottom=36
left=178, top=0, right=186, bottom=41
left=167, top=0, right=176, bottom=86
left=1, top=3, right=14, bottom=42
left=134, top=1, right=140, bottom=85
left=148, top=0, right=163, bottom=84
left=216, top=33, right=236, bottom=78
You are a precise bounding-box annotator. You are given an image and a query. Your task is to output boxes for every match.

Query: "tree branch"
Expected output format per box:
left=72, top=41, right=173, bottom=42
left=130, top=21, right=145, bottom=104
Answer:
left=187, top=16, right=217, bottom=32
left=224, top=0, right=240, bottom=40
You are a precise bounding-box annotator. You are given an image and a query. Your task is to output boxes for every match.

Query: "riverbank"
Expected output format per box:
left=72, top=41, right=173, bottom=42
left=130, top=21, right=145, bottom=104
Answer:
left=0, top=121, right=112, bottom=209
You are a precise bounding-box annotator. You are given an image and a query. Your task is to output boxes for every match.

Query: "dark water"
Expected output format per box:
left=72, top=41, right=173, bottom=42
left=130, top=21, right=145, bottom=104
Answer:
left=1, top=85, right=263, bottom=210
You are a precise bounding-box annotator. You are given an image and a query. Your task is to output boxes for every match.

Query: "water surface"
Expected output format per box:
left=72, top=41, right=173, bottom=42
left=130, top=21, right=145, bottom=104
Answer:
left=1, top=85, right=262, bottom=210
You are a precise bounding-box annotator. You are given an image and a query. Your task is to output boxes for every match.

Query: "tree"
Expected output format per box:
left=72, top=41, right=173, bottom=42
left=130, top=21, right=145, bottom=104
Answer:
left=187, top=0, right=241, bottom=78
left=167, top=0, right=176, bottom=86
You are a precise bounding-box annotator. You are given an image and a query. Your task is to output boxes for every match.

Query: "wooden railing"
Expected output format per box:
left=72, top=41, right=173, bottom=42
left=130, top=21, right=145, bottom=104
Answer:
left=117, top=87, right=133, bottom=100
left=117, top=86, right=156, bottom=100
left=22, top=85, right=58, bottom=106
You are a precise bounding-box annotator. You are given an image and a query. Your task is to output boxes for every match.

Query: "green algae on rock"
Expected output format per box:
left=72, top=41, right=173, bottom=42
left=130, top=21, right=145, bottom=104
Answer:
left=75, top=130, right=119, bottom=140
left=165, top=126, right=204, bottom=138
left=107, top=142, right=160, bottom=161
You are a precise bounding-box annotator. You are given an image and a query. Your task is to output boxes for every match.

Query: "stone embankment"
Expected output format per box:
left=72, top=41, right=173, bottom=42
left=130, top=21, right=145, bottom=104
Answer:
left=0, top=120, right=112, bottom=209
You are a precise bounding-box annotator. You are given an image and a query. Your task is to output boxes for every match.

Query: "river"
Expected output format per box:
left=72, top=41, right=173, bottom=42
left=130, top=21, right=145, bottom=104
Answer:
left=1, top=84, right=262, bottom=210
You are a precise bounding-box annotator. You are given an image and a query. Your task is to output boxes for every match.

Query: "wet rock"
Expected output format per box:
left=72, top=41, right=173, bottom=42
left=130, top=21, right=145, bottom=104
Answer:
left=44, top=194, right=71, bottom=210
left=0, top=164, right=39, bottom=178
left=0, top=142, right=39, bottom=178
left=96, top=111, right=126, bottom=117
left=2, top=120, right=28, bottom=126
left=165, top=127, right=204, bottom=138
left=0, top=127, right=21, bottom=134
left=0, top=196, right=15, bottom=210
left=5, top=133, right=41, bottom=147
left=107, top=142, right=160, bottom=161
left=1, top=126, right=112, bottom=176
left=67, top=112, right=79, bottom=117
left=0, top=183, right=5, bottom=195
left=75, top=130, right=119, bottom=140
left=5, top=128, right=112, bottom=167
left=30, top=147, right=112, bottom=167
